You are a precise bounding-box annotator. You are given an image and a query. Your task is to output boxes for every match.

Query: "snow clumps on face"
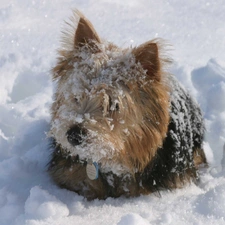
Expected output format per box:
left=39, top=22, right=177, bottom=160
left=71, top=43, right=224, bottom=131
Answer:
left=50, top=43, right=148, bottom=174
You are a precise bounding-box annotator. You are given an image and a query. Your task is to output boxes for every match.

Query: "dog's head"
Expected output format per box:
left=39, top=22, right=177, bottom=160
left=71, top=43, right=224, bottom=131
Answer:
left=50, top=11, right=170, bottom=176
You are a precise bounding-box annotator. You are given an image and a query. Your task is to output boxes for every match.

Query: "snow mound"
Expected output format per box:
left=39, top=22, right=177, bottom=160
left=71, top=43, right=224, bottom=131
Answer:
left=24, top=186, right=69, bottom=220
left=192, top=58, right=225, bottom=114
left=117, top=213, right=149, bottom=225
left=192, top=59, right=225, bottom=163
left=0, top=188, right=22, bottom=225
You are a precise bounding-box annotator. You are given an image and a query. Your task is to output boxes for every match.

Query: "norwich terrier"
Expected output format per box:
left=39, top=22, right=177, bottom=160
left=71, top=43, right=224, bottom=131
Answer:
left=48, top=10, right=207, bottom=200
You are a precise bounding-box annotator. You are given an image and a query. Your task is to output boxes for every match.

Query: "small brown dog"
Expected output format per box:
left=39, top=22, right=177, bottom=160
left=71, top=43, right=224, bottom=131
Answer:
left=48, top=10, right=207, bottom=200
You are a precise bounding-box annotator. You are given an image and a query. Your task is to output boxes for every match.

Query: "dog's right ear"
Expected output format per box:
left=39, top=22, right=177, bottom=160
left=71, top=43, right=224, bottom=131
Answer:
left=74, top=11, right=101, bottom=48
left=133, top=41, right=161, bottom=82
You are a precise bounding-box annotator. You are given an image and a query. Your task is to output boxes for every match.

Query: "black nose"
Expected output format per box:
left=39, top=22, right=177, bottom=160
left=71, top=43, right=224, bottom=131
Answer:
left=66, top=125, right=87, bottom=146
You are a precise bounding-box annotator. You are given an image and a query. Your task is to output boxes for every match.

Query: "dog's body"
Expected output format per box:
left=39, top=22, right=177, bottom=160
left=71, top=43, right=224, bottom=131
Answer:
left=48, top=11, right=207, bottom=200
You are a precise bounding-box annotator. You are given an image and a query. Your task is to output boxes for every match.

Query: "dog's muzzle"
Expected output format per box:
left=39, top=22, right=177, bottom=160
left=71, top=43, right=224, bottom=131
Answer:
left=66, top=126, right=99, bottom=180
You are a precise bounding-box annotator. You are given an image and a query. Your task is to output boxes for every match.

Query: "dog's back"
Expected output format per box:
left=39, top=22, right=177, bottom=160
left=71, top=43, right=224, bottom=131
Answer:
left=140, top=76, right=207, bottom=192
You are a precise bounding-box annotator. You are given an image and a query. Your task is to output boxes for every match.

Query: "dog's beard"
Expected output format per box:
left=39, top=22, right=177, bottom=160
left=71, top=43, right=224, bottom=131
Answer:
left=49, top=118, right=130, bottom=176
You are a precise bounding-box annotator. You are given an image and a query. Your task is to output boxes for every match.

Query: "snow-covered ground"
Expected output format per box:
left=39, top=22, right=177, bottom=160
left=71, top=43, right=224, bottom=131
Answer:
left=1, top=0, right=225, bottom=224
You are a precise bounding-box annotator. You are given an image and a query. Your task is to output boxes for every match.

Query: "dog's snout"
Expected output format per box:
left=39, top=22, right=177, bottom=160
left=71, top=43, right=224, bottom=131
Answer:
left=66, top=125, right=87, bottom=146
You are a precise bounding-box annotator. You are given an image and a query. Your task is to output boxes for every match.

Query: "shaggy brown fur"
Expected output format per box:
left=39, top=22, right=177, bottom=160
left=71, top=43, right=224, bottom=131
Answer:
left=48, top=10, right=207, bottom=200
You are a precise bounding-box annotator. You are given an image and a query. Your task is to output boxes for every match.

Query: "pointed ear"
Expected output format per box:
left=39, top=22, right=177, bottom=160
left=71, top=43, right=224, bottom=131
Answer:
left=133, top=41, right=161, bottom=81
left=74, top=12, right=101, bottom=48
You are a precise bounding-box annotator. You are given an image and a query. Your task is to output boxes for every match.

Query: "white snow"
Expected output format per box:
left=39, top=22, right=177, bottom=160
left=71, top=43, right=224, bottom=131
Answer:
left=24, top=186, right=69, bottom=220
left=0, top=0, right=225, bottom=225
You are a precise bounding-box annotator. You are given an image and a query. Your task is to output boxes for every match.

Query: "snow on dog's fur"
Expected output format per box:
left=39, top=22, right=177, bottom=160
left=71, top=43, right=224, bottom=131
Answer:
left=48, top=10, right=207, bottom=200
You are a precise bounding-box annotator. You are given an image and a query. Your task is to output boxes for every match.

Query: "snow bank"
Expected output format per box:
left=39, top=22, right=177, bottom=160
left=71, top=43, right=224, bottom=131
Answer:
left=24, top=186, right=69, bottom=220
left=192, top=59, right=225, bottom=163
left=1, top=0, right=225, bottom=225
left=117, top=213, right=149, bottom=225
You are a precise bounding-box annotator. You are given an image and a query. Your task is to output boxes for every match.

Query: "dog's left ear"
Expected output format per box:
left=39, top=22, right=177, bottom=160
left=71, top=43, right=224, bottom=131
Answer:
left=133, top=41, right=161, bottom=82
left=74, top=11, right=101, bottom=48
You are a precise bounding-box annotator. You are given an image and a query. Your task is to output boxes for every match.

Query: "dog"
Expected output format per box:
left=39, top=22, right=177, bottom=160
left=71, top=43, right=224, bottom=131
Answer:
left=48, top=10, right=207, bottom=200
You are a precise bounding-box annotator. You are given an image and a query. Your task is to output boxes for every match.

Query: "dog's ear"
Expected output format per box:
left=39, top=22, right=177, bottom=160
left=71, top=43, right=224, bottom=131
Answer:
left=74, top=12, right=101, bottom=48
left=133, top=42, right=161, bottom=81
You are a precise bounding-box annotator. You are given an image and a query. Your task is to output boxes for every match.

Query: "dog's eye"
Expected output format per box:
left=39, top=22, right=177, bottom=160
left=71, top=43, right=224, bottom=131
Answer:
left=74, top=98, right=79, bottom=103
left=115, top=102, right=119, bottom=111
left=109, top=96, right=119, bottom=112
left=109, top=96, right=113, bottom=110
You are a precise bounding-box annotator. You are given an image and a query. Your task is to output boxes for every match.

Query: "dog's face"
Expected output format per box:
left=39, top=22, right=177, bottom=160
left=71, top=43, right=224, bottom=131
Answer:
left=50, top=12, right=170, bottom=176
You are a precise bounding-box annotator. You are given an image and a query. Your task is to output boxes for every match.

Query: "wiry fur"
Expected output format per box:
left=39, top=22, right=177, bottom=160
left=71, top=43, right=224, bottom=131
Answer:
left=48, top=10, right=207, bottom=200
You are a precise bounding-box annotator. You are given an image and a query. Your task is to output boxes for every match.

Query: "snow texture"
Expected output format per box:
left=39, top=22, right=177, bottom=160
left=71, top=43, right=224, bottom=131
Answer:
left=0, top=0, right=225, bottom=224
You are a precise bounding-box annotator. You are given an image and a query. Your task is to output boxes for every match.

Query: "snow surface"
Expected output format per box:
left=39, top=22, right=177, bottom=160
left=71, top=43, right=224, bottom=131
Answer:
left=1, top=0, right=225, bottom=224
